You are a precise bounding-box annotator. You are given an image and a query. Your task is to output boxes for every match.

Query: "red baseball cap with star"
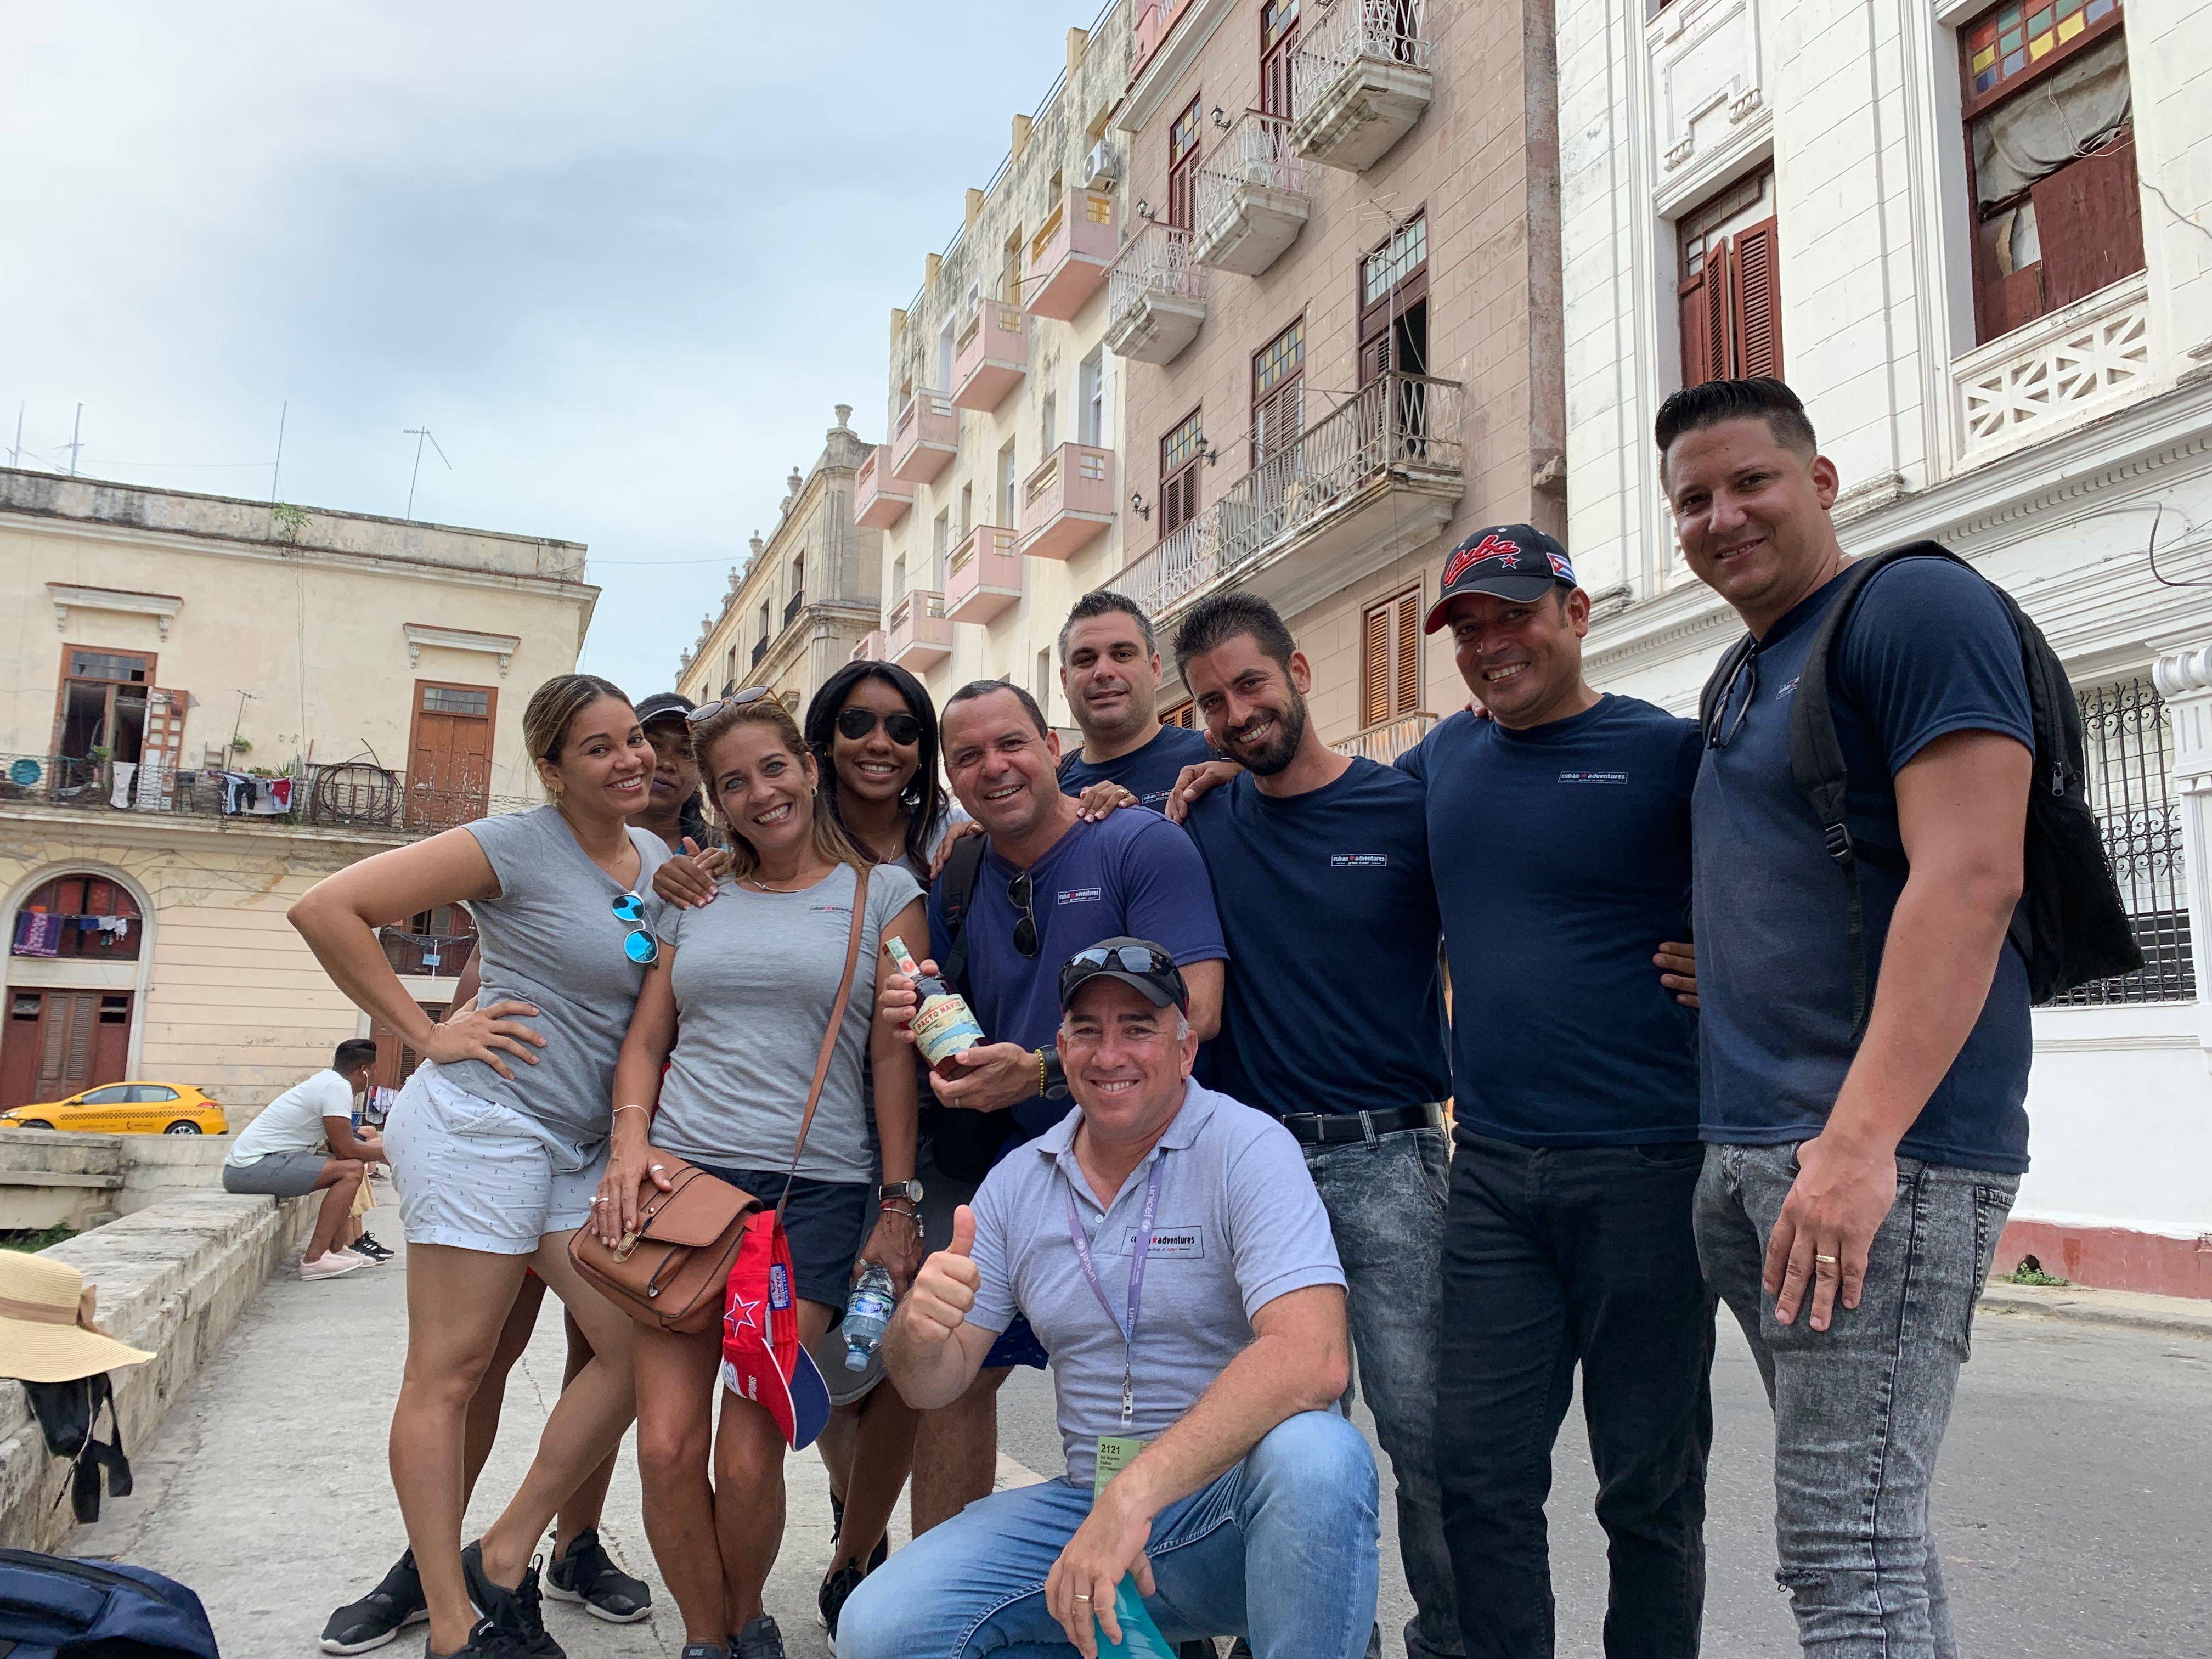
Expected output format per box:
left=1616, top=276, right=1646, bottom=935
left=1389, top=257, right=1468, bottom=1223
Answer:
left=719, top=1210, right=831, bottom=1450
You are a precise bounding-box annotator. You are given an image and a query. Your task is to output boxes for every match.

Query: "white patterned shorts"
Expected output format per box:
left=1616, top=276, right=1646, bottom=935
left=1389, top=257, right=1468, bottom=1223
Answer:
left=383, top=1063, right=608, bottom=1255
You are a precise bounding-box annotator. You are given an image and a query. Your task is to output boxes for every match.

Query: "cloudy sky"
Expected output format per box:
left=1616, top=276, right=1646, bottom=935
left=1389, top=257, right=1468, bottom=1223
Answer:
left=1, top=1, right=1094, bottom=695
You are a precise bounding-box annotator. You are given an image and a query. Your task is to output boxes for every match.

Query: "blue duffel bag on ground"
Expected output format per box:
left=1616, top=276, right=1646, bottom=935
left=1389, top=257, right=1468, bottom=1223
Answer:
left=0, top=1549, right=219, bottom=1659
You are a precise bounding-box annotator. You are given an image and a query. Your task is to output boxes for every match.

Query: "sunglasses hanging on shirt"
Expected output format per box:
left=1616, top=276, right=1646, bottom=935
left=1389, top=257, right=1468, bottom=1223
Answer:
left=611, top=891, right=659, bottom=964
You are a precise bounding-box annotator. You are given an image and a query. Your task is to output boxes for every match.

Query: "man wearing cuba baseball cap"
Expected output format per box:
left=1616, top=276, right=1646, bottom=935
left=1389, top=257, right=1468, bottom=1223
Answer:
left=1421, top=522, right=1577, bottom=633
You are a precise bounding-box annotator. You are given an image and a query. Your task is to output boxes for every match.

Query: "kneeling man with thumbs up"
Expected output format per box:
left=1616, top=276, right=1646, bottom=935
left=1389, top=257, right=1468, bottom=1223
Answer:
left=838, top=938, right=1380, bottom=1659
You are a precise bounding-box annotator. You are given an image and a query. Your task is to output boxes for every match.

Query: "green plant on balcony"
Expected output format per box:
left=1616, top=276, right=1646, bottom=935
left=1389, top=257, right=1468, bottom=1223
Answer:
left=229, top=736, right=253, bottom=754
left=269, top=502, right=311, bottom=543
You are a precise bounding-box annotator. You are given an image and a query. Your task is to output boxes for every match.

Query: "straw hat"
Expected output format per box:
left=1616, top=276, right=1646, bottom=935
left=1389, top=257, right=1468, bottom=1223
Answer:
left=0, top=1250, right=153, bottom=1384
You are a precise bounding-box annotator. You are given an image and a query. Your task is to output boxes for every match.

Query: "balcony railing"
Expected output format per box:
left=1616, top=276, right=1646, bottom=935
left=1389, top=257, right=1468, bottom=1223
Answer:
left=1193, top=112, right=1311, bottom=275
left=851, top=629, right=890, bottom=662
left=856, top=446, right=915, bottom=529
left=1018, top=443, right=1116, bottom=561
left=889, top=390, right=958, bottom=484
left=752, top=637, right=769, bottom=667
left=1330, top=710, right=1437, bottom=765
left=945, top=527, right=1023, bottom=625
left=784, top=590, right=804, bottom=627
left=1025, top=187, right=1117, bottom=321
left=0, top=752, right=533, bottom=837
left=951, top=299, right=1029, bottom=412
left=380, top=928, right=475, bottom=978
left=889, top=591, right=952, bottom=668
left=1103, top=225, right=1207, bottom=365
left=1115, top=371, right=1463, bottom=622
left=1292, top=0, right=1436, bottom=171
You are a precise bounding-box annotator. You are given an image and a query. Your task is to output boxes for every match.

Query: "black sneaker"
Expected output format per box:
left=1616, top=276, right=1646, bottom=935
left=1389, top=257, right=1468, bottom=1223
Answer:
left=353, top=1232, right=395, bottom=1262
left=678, top=1647, right=727, bottom=1659
left=460, top=1542, right=563, bottom=1659
left=426, top=1616, right=532, bottom=1659
left=321, top=1550, right=429, bottom=1653
left=731, top=1613, right=787, bottom=1659
left=817, top=1560, right=866, bottom=1647
left=543, top=1528, right=651, bottom=1623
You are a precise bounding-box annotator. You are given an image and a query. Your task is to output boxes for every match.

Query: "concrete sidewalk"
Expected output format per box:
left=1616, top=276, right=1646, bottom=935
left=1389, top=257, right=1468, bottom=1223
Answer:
left=1980, top=1277, right=2212, bottom=1339
left=68, top=1224, right=1036, bottom=1659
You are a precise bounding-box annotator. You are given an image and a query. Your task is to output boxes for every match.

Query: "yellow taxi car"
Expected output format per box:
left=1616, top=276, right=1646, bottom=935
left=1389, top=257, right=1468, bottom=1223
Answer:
left=0, top=1082, right=228, bottom=1135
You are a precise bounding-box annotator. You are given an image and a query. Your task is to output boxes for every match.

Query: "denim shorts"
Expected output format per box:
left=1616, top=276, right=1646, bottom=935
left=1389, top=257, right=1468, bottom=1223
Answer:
left=383, top=1064, right=607, bottom=1255
left=691, top=1163, right=870, bottom=1313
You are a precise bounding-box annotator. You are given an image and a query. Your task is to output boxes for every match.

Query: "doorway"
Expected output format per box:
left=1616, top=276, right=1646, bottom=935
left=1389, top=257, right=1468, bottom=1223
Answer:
left=405, top=681, right=496, bottom=830
left=1, top=990, right=133, bottom=1108
left=54, top=646, right=156, bottom=766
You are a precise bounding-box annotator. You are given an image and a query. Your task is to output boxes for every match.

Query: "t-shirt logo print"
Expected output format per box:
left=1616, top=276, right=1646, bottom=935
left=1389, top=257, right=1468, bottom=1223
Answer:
left=1442, top=532, right=1522, bottom=586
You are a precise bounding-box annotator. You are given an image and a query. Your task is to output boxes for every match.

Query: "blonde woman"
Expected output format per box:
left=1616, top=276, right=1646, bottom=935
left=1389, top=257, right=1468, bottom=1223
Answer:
left=594, top=690, right=926, bottom=1659
left=291, top=674, right=666, bottom=1659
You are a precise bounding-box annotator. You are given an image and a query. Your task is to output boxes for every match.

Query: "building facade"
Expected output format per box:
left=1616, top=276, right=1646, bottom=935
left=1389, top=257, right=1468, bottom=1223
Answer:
left=864, top=12, right=1139, bottom=731
left=1101, top=0, right=1566, bottom=752
left=1556, top=0, right=2212, bottom=1292
left=679, top=407, right=883, bottom=713
left=0, top=469, right=596, bottom=1114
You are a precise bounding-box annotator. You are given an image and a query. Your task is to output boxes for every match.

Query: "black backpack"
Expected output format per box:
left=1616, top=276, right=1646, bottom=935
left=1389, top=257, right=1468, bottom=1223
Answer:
left=1697, top=543, right=2142, bottom=1025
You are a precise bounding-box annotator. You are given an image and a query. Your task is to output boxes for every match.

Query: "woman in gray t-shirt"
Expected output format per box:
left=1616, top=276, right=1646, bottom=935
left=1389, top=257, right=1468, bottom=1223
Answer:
left=590, top=690, right=926, bottom=1658
left=290, top=673, right=665, bottom=1659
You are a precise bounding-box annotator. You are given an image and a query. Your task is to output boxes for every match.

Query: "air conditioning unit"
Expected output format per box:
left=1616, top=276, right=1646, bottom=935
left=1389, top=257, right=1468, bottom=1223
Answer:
left=1083, top=140, right=1121, bottom=189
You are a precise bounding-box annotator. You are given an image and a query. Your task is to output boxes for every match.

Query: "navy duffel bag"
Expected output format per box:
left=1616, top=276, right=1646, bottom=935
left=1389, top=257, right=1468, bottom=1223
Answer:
left=0, top=1549, right=219, bottom=1659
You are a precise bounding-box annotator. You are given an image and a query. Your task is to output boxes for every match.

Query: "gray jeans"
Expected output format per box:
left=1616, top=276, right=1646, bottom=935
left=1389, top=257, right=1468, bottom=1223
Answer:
left=1305, top=1122, right=1461, bottom=1659
left=1694, top=1143, right=2018, bottom=1658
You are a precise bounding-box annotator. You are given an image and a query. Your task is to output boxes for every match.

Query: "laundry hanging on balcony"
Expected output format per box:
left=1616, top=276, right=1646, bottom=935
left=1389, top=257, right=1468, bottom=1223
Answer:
left=12, top=911, right=61, bottom=957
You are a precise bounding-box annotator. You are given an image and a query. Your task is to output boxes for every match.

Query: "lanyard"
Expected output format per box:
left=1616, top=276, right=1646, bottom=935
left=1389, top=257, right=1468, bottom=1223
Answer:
left=1062, top=1154, right=1164, bottom=1427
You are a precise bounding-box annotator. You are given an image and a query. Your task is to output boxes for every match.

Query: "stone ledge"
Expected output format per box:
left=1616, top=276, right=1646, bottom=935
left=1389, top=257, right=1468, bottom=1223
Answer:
left=0, top=1190, right=315, bottom=1551
left=1979, top=1280, right=2212, bottom=1340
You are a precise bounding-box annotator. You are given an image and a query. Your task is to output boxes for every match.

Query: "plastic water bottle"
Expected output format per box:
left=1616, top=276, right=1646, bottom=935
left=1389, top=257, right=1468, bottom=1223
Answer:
left=843, top=1262, right=896, bottom=1372
left=1094, top=1576, right=1176, bottom=1658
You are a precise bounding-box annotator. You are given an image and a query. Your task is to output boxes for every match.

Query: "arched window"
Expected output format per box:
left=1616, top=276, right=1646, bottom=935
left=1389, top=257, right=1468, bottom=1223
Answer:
left=11, top=873, right=143, bottom=962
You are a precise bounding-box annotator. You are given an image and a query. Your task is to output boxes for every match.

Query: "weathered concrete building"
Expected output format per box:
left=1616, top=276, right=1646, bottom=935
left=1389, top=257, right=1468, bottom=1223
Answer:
left=678, top=407, right=883, bottom=713
left=1554, top=0, right=2212, bottom=1293
left=0, top=469, right=596, bottom=1112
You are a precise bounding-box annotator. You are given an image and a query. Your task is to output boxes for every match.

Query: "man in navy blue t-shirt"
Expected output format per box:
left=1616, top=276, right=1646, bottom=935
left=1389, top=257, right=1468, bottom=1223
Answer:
left=1172, top=591, right=1460, bottom=1659
left=883, top=679, right=1227, bottom=1537
left=1054, top=590, right=1218, bottom=808
left=1389, top=524, right=1713, bottom=1659
left=1661, top=378, right=2033, bottom=1657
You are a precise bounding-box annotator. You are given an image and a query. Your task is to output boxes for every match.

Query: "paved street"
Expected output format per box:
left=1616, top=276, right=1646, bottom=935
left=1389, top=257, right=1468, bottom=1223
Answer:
left=65, top=1224, right=2211, bottom=1659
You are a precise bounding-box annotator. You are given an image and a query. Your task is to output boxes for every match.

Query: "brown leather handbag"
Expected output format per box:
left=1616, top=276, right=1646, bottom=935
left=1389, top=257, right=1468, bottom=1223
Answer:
left=568, top=866, right=871, bottom=1334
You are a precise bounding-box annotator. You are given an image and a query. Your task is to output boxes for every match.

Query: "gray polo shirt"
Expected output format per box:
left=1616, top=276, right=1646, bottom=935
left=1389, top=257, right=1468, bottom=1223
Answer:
left=968, top=1079, right=1345, bottom=1488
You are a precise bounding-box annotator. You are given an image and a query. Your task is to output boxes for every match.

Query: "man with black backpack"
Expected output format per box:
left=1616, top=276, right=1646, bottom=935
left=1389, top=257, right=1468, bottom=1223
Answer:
left=1661, top=376, right=2136, bottom=1658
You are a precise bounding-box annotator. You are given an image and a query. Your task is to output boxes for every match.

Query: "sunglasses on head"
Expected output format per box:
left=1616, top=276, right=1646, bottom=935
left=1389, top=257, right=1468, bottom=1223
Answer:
left=1067, top=943, right=1177, bottom=978
left=611, top=891, right=659, bottom=965
left=685, top=686, right=776, bottom=725
left=835, top=707, right=924, bottom=746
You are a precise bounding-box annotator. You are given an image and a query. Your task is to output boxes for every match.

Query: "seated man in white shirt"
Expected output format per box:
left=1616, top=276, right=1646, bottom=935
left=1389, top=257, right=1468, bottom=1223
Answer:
left=840, top=939, right=1381, bottom=1659
left=222, top=1039, right=386, bottom=1280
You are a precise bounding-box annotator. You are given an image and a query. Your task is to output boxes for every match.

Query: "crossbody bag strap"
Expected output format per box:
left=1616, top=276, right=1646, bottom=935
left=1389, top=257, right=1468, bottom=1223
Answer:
left=776, top=862, right=872, bottom=1222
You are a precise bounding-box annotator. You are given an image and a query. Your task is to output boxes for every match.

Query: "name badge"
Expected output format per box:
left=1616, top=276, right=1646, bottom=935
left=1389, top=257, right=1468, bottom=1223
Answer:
left=1121, top=1224, right=1204, bottom=1260
left=1094, top=1434, right=1148, bottom=1496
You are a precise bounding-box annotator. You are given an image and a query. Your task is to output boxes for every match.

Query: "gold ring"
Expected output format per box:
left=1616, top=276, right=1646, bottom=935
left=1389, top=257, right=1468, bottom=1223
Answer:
left=1814, top=1254, right=1839, bottom=1265
left=1071, top=1594, right=1092, bottom=1602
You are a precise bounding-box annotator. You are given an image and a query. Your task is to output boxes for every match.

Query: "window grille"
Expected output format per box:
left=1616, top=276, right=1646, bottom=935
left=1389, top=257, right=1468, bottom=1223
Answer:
left=2056, top=675, right=2193, bottom=1005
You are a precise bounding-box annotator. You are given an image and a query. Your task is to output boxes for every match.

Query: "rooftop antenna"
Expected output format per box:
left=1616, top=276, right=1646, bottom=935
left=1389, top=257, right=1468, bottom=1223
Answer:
left=8, top=404, right=22, bottom=469
left=61, top=404, right=84, bottom=476
left=270, top=401, right=289, bottom=504
left=403, top=425, right=450, bottom=518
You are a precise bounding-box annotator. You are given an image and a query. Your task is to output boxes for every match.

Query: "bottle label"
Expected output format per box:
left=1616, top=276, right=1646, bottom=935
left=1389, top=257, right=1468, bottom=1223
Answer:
left=912, top=994, right=985, bottom=1066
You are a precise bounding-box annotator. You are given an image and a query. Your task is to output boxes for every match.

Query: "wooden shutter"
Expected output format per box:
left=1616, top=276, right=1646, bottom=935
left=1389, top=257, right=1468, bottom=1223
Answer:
left=1362, top=603, right=1392, bottom=729
left=1733, top=218, right=1781, bottom=379
left=138, top=687, right=188, bottom=808
left=1361, top=588, right=1422, bottom=730
left=1394, top=590, right=1421, bottom=716
left=2034, top=128, right=2143, bottom=311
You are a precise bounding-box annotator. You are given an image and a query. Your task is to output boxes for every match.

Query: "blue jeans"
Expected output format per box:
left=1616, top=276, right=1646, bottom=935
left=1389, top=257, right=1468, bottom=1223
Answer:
left=836, top=1410, right=1381, bottom=1658
left=1302, top=1124, right=1460, bottom=1659
left=1695, top=1143, right=2018, bottom=1658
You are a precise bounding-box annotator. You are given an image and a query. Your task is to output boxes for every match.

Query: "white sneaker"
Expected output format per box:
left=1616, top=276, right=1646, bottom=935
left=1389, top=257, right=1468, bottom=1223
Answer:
left=301, top=1250, right=365, bottom=1281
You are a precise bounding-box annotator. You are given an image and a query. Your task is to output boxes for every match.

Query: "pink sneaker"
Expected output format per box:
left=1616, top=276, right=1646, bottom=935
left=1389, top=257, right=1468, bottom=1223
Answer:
left=301, top=1250, right=365, bottom=1281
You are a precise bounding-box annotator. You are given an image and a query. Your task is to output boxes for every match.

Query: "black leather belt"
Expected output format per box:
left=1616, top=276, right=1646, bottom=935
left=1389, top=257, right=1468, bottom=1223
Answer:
left=1276, top=1102, right=1445, bottom=1146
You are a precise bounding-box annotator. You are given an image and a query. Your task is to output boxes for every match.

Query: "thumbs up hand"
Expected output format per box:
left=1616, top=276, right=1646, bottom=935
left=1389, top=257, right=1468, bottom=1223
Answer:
left=907, top=1204, right=982, bottom=1345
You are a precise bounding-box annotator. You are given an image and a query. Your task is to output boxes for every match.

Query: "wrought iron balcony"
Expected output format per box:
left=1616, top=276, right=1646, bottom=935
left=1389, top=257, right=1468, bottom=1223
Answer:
left=1330, top=710, right=1437, bottom=765
left=1292, top=0, right=1436, bottom=172
left=952, top=300, right=1030, bottom=412
left=888, top=591, right=952, bottom=668
left=1025, top=187, right=1118, bottom=321
left=944, top=527, right=1023, bottom=625
left=751, top=637, right=768, bottom=667
left=889, top=390, right=958, bottom=484
left=1193, top=112, right=1311, bottom=275
left=1018, top=443, right=1116, bottom=562
left=1103, top=225, right=1207, bottom=365
left=1114, top=371, right=1463, bottom=625
left=856, top=447, right=914, bottom=529
left=784, top=590, right=804, bottom=627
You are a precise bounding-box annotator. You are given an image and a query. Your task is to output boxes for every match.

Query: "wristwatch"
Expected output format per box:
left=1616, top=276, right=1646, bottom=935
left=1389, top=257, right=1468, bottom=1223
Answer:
left=877, top=1180, right=924, bottom=1205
